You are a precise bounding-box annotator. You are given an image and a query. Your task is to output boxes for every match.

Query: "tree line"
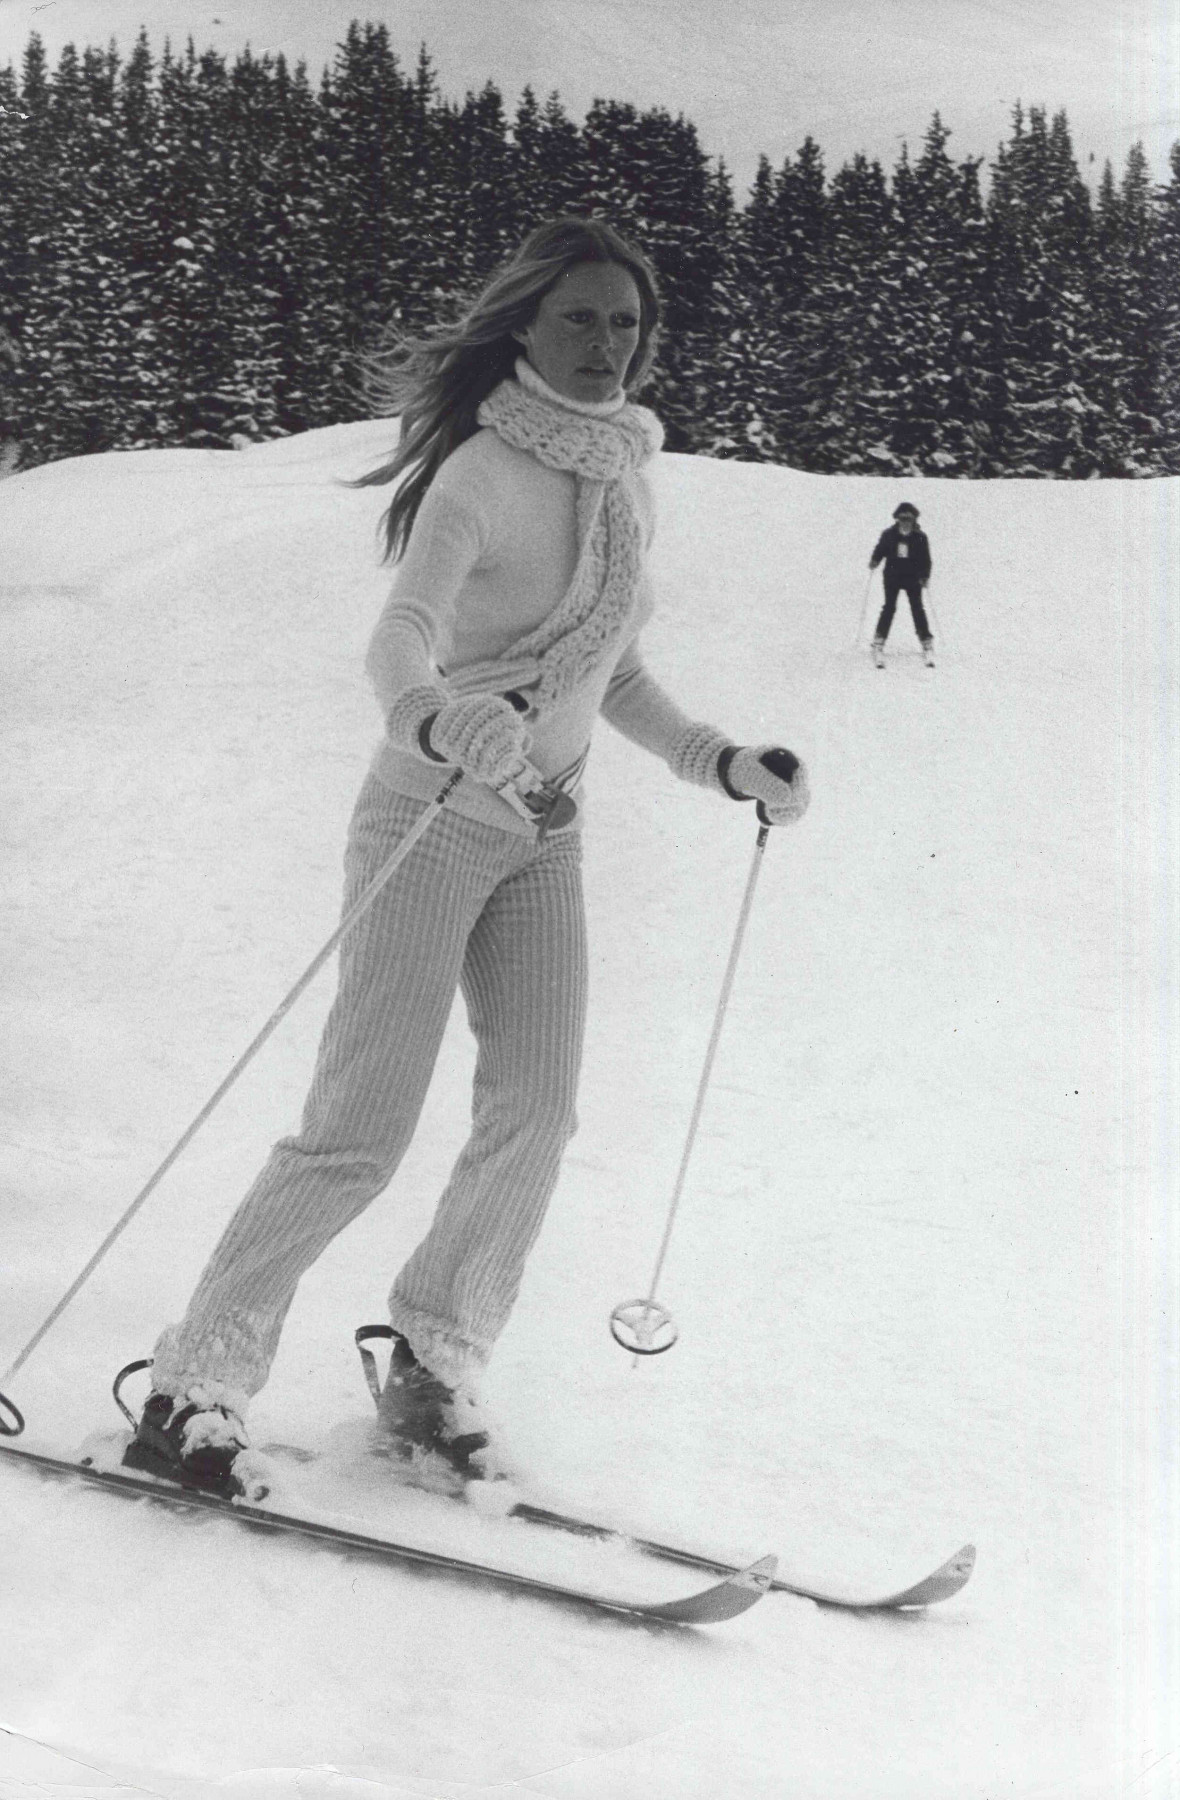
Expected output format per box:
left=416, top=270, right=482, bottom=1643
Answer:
left=1, top=21, right=1178, bottom=476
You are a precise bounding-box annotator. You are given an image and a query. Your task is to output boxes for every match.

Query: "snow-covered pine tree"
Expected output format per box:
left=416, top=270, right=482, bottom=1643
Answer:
left=138, top=42, right=248, bottom=448
left=316, top=23, right=428, bottom=414
left=397, top=46, right=480, bottom=324
left=1091, top=144, right=1166, bottom=473
left=510, top=89, right=586, bottom=234
left=109, top=31, right=172, bottom=448
left=1155, top=143, right=1180, bottom=474
left=985, top=106, right=1108, bottom=475
left=257, top=54, right=345, bottom=435
left=0, top=58, right=29, bottom=461
left=784, top=151, right=894, bottom=472
left=576, top=99, right=735, bottom=450
left=719, top=141, right=827, bottom=463
left=847, top=116, right=994, bottom=476
left=901, top=119, right=994, bottom=473
left=2, top=41, right=56, bottom=456
left=685, top=158, right=770, bottom=458
left=451, top=82, right=518, bottom=286
left=344, top=44, right=459, bottom=350
left=762, top=137, right=827, bottom=321
left=10, top=42, right=140, bottom=461
left=781, top=119, right=997, bottom=476
left=213, top=48, right=321, bottom=445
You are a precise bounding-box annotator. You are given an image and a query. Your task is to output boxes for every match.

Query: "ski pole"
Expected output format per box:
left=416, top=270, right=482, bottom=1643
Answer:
left=0, top=769, right=464, bottom=1422
left=854, top=569, right=876, bottom=649
left=610, top=820, right=771, bottom=1357
left=923, top=581, right=942, bottom=643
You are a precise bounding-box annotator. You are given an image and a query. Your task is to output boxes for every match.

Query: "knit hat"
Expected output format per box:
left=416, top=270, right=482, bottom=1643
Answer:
left=893, top=502, right=920, bottom=520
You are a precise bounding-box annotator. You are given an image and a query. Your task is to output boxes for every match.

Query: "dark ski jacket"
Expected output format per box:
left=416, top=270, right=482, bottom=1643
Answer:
left=870, top=525, right=932, bottom=585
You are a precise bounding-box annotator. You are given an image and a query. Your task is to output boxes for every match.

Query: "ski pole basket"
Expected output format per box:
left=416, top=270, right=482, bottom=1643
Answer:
left=0, top=1391, right=24, bottom=1436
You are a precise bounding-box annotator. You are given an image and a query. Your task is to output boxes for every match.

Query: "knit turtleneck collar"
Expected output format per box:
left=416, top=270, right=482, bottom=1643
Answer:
left=514, top=355, right=628, bottom=418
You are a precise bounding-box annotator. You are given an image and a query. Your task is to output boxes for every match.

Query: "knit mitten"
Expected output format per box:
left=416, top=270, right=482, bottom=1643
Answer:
left=720, top=745, right=810, bottom=826
left=423, top=694, right=529, bottom=785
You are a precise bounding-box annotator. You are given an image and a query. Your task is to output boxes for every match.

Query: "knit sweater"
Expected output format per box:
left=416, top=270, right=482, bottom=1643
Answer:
left=365, top=381, right=729, bottom=835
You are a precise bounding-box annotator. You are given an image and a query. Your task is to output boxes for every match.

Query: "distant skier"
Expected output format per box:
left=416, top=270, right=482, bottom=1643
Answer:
left=869, top=503, right=934, bottom=668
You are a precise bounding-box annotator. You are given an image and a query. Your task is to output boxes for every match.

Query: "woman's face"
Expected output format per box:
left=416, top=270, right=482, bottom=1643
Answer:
left=516, top=262, right=643, bottom=404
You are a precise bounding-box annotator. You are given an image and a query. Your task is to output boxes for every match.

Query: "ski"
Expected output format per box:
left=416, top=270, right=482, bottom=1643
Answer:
left=261, top=1442, right=975, bottom=1611
left=497, top=1499, right=973, bottom=1610
left=345, top=1330, right=973, bottom=1609
left=0, top=1441, right=775, bottom=1628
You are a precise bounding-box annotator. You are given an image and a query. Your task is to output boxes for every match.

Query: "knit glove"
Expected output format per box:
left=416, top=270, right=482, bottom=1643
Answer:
left=422, top=694, right=529, bottom=785
left=719, top=745, right=810, bottom=826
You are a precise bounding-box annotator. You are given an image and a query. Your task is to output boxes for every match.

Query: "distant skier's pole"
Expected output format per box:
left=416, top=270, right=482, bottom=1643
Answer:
left=854, top=569, right=876, bottom=649
left=0, top=770, right=464, bottom=1415
left=610, top=822, right=771, bottom=1357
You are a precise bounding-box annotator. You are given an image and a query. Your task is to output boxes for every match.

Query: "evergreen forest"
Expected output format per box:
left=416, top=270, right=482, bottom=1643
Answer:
left=1, top=22, right=1178, bottom=476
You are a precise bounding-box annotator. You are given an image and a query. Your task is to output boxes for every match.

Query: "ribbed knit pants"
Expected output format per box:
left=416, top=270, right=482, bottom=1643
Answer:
left=151, top=772, right=588, bottom=1405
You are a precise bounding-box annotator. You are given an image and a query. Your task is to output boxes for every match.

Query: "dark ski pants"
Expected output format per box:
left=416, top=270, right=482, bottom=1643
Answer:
left=875, top=577, right=931, bottom=645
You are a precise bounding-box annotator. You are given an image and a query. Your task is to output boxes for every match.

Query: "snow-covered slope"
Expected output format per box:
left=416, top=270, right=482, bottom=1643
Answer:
left=1, top=428, right=1176, bottom=1799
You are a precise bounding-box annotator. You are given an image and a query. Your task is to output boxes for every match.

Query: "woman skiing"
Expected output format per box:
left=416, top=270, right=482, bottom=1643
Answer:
left=125, top=216, right=811, bottom=1497
left=869, top=502, right=934, bottom=667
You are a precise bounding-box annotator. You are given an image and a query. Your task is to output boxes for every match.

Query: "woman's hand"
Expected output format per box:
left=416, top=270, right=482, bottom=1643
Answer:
left=424, top=694, right=530, bottom=785
left=721, top=745, right=811, bottom=826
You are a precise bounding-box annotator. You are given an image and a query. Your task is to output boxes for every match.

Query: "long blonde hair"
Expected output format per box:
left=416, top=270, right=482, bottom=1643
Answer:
left=355, top=217, right=662, bottom=562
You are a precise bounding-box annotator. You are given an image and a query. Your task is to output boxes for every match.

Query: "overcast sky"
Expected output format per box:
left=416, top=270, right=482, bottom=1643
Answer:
left=1, top=0, right=1176, bottom=190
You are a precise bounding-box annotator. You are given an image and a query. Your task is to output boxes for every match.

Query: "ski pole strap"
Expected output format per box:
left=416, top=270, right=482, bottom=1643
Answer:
left=354, top=1324, right=395, bottom=1404
left=112, top=1358, right=154, bottom=1430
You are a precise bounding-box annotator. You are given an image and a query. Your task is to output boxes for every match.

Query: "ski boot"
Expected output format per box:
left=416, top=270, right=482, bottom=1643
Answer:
left=123, top=1390, right=251, bottom=1499
left=871, top=637, right=886, bottom=669
left=375, top=1334, right=490, bottom=1482
left=922, top=639, right=936, bottom=668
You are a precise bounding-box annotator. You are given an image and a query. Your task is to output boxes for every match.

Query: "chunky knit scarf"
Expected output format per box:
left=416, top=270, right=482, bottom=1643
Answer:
left=445, top=360, right=664, bottom=715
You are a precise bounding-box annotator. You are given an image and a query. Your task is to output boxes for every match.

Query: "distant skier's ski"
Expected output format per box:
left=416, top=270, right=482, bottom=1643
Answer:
left=0, top=1442, right=774, bottom=1628
left=261, top=1441, right=976, bottom=1611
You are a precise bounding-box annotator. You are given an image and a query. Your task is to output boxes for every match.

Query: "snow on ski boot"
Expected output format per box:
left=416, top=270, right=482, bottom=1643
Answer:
left=871, top=637, right=886, bottom=669
left=922, top=639, right=936, bottom=668
left=374, top=1334, right=491, bottom=1484
left=123, top=1389, right=257, bottom=1499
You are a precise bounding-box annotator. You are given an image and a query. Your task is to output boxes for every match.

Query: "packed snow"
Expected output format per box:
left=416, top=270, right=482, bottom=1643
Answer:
left=0, top=425, right=1176, bottom=1799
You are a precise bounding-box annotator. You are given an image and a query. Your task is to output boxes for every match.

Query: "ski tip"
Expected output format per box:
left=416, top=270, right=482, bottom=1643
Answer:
left=640, top=1554, right=778, bottom=1627
left=872, top=1542, right=976, bottom=1610
left=897, top=1541, right=975, bottom=1606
